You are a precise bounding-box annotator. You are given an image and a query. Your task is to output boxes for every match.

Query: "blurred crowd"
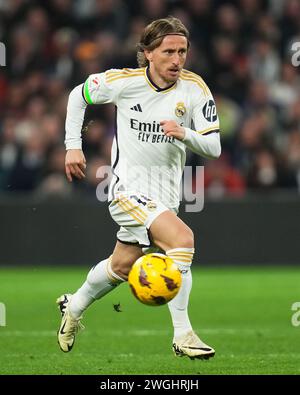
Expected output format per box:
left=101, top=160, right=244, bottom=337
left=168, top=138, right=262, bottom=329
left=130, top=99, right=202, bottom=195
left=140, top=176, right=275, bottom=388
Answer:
left=1, top=0, right=300, bottom=199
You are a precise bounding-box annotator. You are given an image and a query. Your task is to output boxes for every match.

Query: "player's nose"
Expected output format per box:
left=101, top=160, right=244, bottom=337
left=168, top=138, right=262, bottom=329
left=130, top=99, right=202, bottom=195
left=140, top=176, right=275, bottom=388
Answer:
left=172, top=57, right=180, bottom=66
left=172, top=53, right=181, bottom=66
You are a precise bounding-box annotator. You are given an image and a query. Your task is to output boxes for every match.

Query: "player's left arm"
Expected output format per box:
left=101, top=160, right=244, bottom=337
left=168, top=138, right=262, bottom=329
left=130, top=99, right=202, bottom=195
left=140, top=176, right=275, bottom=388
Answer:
left=160, top=90, right=221, bottom=160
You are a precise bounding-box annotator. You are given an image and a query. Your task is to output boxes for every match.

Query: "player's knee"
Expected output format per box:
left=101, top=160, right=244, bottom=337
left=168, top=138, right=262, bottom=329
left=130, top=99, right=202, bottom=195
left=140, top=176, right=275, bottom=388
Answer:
left=176, top=228, right=194, bottom=249
left=110, top=260, right=130, bottom=281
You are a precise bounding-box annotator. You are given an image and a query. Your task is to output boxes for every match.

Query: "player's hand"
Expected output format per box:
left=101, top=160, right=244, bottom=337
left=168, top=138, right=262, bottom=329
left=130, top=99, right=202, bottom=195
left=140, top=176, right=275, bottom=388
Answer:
left=65, top=149, right=86, bottom=182
left=160, top=120, right=185, bottom=140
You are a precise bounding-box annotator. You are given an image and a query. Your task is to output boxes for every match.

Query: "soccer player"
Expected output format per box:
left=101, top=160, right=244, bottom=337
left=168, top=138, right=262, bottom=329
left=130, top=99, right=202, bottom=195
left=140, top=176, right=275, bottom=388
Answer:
left=57, top=16, right=221, bottom=359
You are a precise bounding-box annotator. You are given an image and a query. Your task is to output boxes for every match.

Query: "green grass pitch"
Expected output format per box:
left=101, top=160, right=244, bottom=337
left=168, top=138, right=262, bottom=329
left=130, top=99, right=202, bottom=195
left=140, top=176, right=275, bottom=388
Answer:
left=0, top=266, right=300, bottom=375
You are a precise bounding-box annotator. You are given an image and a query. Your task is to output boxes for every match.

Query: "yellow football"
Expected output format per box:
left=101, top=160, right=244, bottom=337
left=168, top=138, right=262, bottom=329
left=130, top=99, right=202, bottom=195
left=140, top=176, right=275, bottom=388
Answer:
left=128, top=253, right=182, bottom=306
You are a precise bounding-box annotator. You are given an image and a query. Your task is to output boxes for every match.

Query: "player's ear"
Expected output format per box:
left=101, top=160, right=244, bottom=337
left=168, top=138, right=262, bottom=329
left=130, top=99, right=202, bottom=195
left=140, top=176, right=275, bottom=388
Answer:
left=144, top=50, right=153, bottom=62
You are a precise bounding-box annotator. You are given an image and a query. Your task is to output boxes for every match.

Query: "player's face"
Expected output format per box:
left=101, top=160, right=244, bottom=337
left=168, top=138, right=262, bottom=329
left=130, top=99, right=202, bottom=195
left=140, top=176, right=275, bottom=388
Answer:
left=146, top=35, right=188, bottom=87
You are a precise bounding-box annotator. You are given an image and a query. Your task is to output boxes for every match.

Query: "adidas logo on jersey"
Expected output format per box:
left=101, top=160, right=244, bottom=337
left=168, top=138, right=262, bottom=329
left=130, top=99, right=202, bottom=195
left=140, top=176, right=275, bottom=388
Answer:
left=130, top=104, right=142, bottom=112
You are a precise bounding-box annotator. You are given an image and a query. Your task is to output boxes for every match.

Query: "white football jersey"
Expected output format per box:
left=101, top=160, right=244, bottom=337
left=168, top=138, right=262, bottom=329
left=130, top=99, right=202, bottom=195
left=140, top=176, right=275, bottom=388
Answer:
left=68, top=67, right=220, bottom=209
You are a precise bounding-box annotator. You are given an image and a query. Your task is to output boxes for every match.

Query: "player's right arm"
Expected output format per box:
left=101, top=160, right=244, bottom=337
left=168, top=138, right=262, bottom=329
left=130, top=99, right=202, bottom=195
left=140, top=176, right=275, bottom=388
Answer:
left=65, top=84, right=88, bottom=181
left=65, top=149, right=86, bottom=182
left=64, top=71, right=120, bottom=181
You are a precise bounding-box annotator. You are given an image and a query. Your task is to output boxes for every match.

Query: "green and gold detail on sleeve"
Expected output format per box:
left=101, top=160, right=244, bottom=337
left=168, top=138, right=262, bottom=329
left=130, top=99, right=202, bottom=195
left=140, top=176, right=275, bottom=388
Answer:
left=83, top=80, right=93, bottom=105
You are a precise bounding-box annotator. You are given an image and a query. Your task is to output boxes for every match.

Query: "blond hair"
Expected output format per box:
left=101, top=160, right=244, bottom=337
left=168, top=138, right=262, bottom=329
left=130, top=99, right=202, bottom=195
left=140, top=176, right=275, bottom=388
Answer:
left=137, top=16, right=190, bottom=67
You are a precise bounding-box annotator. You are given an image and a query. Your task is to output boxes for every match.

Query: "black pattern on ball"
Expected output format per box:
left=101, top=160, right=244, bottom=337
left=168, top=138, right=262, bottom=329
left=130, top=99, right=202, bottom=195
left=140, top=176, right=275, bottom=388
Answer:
left=151, top=295, right=166, bottom=305
left=138, top=265, right=152, bottom=288
left=160, top=274, right=178, bottom=291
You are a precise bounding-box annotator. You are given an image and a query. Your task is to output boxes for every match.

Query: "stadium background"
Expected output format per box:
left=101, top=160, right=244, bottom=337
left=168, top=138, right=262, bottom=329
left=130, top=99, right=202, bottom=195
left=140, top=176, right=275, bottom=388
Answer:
left=0, top=0, right=300, bottom=376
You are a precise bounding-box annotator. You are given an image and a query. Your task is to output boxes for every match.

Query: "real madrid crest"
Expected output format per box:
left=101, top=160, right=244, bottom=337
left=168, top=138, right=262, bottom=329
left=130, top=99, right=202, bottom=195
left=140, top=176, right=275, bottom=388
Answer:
left=175, top=102, right=186, bottom=117
left=147, top=201, right=157, bottom=211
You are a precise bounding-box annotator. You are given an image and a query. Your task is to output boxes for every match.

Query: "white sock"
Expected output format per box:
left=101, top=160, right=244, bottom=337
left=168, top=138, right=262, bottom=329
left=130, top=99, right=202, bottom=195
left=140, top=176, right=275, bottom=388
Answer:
left=69, top=257, right=124, bottom=318
left=166, top=248, right=194, bottom=339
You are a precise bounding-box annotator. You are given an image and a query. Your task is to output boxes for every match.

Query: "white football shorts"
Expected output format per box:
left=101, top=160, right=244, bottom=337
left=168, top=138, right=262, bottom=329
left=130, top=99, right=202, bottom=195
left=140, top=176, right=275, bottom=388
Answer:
left=109, top=192, right=176, bottom=248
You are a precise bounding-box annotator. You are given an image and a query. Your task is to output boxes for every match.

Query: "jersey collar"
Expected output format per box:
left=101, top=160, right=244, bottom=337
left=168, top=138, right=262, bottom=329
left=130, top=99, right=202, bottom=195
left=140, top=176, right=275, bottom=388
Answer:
left=144, top=67, right=177, bottom=93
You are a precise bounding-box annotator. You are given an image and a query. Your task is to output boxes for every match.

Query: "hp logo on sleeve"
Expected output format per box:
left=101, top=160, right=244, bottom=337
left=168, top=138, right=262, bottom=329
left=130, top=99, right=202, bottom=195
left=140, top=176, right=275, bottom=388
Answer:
left=202, top=100, right=217, bottom=122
